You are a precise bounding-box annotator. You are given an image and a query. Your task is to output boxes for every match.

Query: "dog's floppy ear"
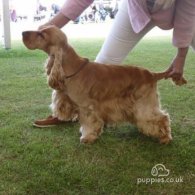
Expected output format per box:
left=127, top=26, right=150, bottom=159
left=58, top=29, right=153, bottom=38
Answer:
left=45, top=56, right=54, bottom=75
left=48, top=48, right=65, bottom=90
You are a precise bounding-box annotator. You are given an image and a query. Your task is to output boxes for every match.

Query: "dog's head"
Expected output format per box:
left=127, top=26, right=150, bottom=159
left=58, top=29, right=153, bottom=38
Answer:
left=22, top=26, right=69, bottom=90
left=22, top=26, right=68, bottom=54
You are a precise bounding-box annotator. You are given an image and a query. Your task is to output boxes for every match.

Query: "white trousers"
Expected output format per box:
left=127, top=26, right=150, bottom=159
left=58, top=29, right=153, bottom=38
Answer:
left=95, top=0, right=155, bottom=64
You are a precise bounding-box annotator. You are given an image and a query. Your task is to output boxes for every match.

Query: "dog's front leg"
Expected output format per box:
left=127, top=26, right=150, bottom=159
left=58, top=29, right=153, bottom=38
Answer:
left=79, top=107, right=104, bottom=144
left=50, top=90, right=79, bottom=121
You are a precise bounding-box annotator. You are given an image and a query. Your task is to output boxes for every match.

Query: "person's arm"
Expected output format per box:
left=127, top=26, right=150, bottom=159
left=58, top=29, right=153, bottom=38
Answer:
left=167, top=0, right=195, bottom=80
left=166, top=47, right=189, bottom=80
left=39, top=0, right=93, bottom=29
left=172, top=0, right=195, bottom=49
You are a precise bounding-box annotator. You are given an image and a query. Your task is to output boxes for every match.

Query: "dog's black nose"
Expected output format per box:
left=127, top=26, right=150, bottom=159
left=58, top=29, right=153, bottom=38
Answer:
left=22, top=31, right=29, bottom=37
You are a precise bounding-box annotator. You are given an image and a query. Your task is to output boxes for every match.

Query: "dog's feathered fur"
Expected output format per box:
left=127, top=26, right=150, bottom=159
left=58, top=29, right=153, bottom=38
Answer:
left=22, top=26, right=186, bottom=144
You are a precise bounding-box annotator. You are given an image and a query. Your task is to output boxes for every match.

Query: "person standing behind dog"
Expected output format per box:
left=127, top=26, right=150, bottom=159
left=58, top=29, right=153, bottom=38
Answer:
left=35, top=0, right=195, bottom=127
left=39, top=0, right=195, bottom=82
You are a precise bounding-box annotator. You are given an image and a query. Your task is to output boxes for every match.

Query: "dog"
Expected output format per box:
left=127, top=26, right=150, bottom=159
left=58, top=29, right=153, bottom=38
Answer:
left=22, top=26, right=186, bottom=144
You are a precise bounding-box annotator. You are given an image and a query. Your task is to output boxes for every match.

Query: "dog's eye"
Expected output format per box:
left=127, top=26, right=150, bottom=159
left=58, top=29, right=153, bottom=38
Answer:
left=37, top=32, right=45, bottom=39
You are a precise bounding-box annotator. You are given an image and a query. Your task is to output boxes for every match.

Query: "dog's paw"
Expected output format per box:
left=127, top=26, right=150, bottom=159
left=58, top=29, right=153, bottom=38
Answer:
left=80, top=134, right=98, bottom=144
left=159, top=134, right=172, bottom=144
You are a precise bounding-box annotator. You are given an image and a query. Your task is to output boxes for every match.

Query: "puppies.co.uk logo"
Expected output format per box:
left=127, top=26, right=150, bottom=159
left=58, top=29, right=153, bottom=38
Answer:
left=137, top=164, right=183, bottom=185
left=151, top=164, right=170, bottom=177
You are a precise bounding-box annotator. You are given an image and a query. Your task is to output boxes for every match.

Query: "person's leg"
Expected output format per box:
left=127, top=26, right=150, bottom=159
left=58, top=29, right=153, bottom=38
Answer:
left=95, top=0, right=154, bottom=64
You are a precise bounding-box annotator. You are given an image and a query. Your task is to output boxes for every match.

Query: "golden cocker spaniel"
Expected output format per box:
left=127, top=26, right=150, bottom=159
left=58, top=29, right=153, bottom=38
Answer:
left=22, top=26, right=186, bottom=144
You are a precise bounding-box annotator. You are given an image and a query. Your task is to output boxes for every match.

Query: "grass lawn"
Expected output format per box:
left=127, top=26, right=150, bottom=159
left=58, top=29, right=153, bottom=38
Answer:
left=0, top=37, right=195, bottom=194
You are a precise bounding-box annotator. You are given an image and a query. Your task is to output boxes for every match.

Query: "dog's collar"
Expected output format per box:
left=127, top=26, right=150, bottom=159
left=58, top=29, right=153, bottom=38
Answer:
left=65, top=58, right=89, bottom=79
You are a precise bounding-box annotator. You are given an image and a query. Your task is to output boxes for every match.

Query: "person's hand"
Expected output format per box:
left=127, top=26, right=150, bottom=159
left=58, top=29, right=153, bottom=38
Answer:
left=38, top=22, right=53, bottom=30
left=165, top=47, right=188, bottom=85
left=38, top=13, right=70, bottom=30
left=166, top=55, right=185, bottom=81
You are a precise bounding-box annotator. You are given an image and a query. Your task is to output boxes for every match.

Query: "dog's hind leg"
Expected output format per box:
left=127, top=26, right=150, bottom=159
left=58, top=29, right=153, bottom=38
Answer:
left=134, top=91, right=172, bottom=144
left=135, top=111, right=172, bottom=144
left=79, top=107, right=104, bottom=144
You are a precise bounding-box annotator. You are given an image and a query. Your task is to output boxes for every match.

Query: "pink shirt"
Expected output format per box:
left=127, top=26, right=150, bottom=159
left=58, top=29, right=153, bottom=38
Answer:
left=60, top=0, right=195, bottom=49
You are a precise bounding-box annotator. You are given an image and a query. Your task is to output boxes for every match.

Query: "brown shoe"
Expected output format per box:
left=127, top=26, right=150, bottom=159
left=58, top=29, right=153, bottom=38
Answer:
left=33, top=115, right=66, bottom=128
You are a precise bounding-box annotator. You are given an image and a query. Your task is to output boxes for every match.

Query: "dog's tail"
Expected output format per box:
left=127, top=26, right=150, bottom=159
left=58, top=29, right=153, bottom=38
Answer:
left=153, top=71, right=169, bottom=81
left=152, top=71, right=187, bottom=86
